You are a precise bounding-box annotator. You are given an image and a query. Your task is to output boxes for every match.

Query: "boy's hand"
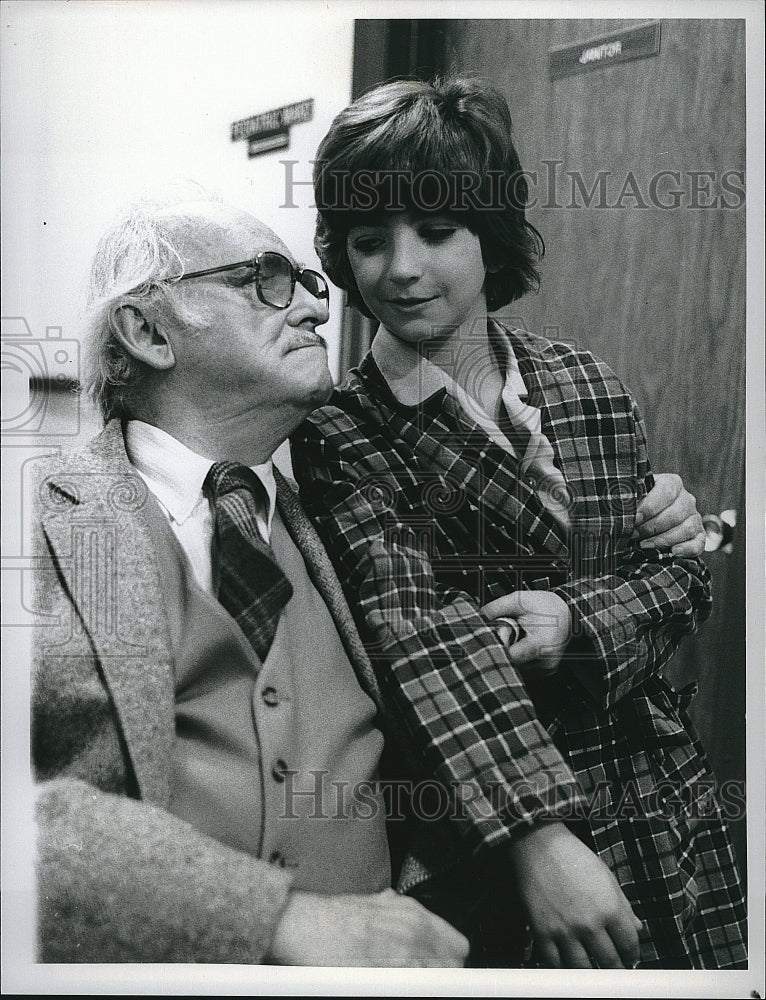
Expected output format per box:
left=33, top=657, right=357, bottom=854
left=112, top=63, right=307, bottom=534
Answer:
left=634, top=472, right=704, bottom=557
left=508, top=822, right=643, bottom=968
left=482, top=591, right=571, bottom=677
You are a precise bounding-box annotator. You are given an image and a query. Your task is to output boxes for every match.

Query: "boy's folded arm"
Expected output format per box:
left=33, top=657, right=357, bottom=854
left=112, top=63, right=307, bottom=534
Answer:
left=293, top=439, right=587, bottom=852
left=549, top=393, right=712, bottom=709
left=343, top=498, right=589, bottom=852
left=551, top=543, right=712, bottom=709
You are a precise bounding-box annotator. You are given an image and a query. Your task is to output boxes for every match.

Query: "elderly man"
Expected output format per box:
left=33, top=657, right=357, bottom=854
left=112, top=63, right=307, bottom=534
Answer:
left=33, top=197, right=702, bottom=966
left=33, top=198, right=470, bottom=966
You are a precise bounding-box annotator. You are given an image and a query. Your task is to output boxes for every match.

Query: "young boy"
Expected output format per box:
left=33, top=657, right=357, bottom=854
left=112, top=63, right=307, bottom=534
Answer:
left=291, top=77, right=746, bottom=969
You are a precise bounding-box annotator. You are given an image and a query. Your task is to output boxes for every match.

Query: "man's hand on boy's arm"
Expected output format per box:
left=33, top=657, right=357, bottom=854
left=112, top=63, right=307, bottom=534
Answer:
left=507, top=822, right=643, bottom=969
left=635, top=472, right=705, bottom=557
left=482, top=591, right=571, bottom=678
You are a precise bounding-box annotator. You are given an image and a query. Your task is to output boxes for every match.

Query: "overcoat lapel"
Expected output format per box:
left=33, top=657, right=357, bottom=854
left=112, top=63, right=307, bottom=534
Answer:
left=509, top=326, right=638, bottom=539
left=275, top=469, right=467, bottom=889
left=509, top=328, right=593, bottom=527
left=274, top=469, right=385, bottom=713
left=37, top=420, right=175, bottom=805
left=358, top=353, right=571, bottom=560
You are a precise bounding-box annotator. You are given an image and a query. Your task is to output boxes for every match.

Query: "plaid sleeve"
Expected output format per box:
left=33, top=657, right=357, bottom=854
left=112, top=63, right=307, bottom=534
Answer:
left=292, top=416, right=585, bottom=854
left=553, top=396, right=713, bottom=709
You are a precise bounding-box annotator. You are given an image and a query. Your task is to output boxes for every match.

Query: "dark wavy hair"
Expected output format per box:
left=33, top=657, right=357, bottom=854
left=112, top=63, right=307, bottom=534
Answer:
left=313, top=77, right=544, bottom=317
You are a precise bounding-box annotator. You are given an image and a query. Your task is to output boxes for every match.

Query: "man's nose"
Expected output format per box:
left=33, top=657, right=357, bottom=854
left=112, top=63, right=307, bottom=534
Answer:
left=288, top=280, right=330, bottom=325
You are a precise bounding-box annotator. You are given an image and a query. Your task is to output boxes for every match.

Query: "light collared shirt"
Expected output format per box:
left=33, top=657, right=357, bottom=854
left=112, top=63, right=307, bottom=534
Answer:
left=125, top=420, right=277, bottom=594
left=371, top=322, right=570, bottom=525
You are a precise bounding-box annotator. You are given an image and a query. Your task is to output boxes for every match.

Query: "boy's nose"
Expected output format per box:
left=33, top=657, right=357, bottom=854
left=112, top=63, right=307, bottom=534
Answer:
left=387, top=234, right=423, bottom=284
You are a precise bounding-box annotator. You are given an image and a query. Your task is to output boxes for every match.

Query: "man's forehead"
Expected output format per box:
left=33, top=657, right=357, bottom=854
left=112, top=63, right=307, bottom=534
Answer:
left=157, top=201, right=292, bottom=268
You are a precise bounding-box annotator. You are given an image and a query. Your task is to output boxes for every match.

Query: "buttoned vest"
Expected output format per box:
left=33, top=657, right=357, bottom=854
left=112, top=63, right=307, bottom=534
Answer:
left=142, top=492, right=391, bottom=895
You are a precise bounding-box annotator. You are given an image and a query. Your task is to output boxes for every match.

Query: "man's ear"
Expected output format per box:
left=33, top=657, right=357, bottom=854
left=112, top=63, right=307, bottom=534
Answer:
left=108, top=301, right=176, bottom=371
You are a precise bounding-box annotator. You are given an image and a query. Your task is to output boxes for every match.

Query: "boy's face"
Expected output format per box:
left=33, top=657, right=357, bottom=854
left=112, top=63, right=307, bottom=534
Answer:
left=346, top=211, right=489, bottom=344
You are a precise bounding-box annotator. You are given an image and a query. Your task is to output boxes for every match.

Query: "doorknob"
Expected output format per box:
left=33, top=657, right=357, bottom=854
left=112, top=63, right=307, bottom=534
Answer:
left=702, top=509, right=736, bottom=553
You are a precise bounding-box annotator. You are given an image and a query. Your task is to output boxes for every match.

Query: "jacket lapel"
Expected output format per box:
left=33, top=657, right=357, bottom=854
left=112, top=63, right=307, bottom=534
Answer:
left=273, top=468, right=385, bottom=714
left=358, top=353, right=570, bottom=560
left=509, top=326, right=633, bottom=537
left=37, top=420, right=176, bottom=805
left=510, top=329, right=590, bottom=526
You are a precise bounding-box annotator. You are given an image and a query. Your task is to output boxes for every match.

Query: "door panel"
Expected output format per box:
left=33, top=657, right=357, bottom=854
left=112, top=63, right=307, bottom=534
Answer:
left=443, top=18, right=747, bottom=869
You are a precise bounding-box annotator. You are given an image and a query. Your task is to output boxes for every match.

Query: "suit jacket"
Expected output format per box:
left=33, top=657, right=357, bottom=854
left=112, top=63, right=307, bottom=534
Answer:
left=32, top=419, right=439, bottom=963
left=291, top=325, right=747, bottom=968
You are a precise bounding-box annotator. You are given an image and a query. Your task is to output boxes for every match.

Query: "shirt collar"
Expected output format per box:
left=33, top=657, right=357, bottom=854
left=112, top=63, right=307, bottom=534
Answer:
left=371, top=320, right=528, bottom=407
left=124, top=420, right=277, bottom=530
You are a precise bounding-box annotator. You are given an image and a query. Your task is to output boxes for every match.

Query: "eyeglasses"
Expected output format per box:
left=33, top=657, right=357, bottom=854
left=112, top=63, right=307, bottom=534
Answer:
left=174, top=250, right=329, bottom=309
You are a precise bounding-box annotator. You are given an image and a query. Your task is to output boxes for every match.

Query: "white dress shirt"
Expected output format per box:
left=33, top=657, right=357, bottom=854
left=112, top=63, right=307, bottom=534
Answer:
left=124, top=420, right=277, bottom=594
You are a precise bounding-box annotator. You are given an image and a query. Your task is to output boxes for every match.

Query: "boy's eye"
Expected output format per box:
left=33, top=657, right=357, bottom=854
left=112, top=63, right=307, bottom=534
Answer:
left=350, top=235, right=384, bottom=254
left=420, top=226, right=457, bottom=243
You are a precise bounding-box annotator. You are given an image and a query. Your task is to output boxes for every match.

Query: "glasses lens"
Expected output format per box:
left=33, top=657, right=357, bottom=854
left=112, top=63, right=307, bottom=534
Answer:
left=258, top=252, right=292, bottom=307
left=300, top=270, right=329, bottom=301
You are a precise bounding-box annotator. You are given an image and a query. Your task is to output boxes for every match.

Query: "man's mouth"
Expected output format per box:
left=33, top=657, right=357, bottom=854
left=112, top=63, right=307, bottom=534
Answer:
left=288, top=332, right=327, bottom=351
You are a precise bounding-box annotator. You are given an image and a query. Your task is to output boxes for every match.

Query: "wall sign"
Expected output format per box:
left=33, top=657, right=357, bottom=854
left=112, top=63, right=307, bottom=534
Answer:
left=247, top=131, right=290, bottom=158
left=231, top=98, right=313, bottom=157
left=549, top=21, right=661, bottom=80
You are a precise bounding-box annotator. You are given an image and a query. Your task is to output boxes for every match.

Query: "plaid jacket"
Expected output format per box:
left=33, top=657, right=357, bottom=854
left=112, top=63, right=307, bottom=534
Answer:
left=291, top=324, right=746, bottom=969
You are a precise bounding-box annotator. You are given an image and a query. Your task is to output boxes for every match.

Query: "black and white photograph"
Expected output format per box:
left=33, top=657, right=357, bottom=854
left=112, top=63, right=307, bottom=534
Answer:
left=1, top=1, right=764, bottom=996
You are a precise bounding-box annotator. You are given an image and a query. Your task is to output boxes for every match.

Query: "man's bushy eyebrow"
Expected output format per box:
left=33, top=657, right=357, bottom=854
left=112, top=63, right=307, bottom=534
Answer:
left=222, top=267, right=252, bottom=283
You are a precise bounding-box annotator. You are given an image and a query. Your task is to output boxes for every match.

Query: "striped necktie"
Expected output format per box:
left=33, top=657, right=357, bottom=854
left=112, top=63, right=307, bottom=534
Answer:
left=203, top=461, right=293, bottom=661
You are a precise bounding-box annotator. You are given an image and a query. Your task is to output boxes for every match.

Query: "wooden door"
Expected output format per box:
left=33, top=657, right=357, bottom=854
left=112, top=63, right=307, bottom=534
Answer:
left=442, top=18, right=747, bottom=870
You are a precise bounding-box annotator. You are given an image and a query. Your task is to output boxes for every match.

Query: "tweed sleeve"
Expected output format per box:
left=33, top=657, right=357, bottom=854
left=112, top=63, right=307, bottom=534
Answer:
left=553, top=396, right=713, bottom=709
left=31, top=474, right=294, bottom=964
left=35, top=777, right=294, bottom=963
left=292, top=415, right=586, bottom=854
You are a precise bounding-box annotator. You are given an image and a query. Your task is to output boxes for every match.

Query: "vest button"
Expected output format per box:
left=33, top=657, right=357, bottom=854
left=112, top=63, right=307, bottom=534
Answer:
left=272, top=758, right=289, bottom=782
left=269, top=850, right=286, bottom=868
left=262, top=686, right=280, bottom=707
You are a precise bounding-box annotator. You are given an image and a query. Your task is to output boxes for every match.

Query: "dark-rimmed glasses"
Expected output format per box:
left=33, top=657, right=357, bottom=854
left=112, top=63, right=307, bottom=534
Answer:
left=174, top=251, right=329, bottom=309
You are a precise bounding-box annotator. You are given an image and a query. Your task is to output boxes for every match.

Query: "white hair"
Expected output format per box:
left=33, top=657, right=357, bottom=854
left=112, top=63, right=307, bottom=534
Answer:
left=83, top=186, right=222, bottom=422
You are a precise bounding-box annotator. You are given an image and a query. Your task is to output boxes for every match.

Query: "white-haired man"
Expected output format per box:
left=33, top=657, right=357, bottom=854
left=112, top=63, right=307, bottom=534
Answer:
left=33, top=197, right=703, bottom=965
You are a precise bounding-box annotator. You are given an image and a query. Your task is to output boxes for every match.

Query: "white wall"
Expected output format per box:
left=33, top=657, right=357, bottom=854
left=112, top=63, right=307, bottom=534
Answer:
left=1, top=4, right=357, bottom=973
left=1, top=0, right=355, bottom=436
